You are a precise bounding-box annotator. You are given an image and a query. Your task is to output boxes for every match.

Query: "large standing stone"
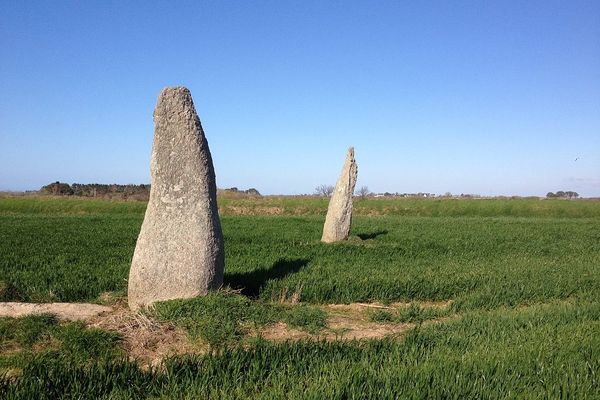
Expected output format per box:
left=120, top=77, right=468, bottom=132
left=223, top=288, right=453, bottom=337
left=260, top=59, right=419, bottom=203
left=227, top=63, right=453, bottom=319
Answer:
left=128, top=87, right=224, bottom=311
left=321, top=147, right=358, bottom=243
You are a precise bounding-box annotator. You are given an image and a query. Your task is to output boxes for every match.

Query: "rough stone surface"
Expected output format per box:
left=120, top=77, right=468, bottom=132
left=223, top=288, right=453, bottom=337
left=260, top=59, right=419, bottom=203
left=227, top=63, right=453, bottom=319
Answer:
left=321, top=147, right=358, bottom=243
left=128, top=87, right=224, bottom=311
left=0, top=302, right=111, bottom=321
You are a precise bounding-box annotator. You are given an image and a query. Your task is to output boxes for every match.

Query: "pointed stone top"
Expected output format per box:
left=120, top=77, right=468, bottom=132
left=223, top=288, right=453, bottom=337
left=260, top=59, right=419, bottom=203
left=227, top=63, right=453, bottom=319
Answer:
left=159, top=86, right=190, bottom=96
left=156, top=86, right=192, bottom=108
left=152, top=86, right=203, bottom=133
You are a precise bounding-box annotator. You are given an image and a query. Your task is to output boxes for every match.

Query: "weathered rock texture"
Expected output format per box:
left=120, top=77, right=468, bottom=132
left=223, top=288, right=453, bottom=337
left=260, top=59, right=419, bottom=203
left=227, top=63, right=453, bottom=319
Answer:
left=321, top=147, right=358, bottom=243
left=128, top=87, right=224, bottom=311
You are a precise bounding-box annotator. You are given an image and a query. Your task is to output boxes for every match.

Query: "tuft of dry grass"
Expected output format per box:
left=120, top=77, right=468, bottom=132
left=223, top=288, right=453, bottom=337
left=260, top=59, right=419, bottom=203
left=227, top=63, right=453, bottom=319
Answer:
left=87, top=300, right=205, bottom=366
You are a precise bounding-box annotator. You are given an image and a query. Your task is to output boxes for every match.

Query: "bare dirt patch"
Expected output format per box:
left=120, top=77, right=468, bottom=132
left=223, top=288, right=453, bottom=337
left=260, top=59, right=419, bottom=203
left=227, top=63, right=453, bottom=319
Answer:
left=87, top=301, right=206, bottom=366
left=259, top=322, right=313, bottom=341
left=259, top=302, right=453, bottom=342
left=260, top=316, right=412, bottom=342
left=0, top=300, right=204, bottom=366
left=0, top=302, right=111, bottom=321
left=323, top=303, right=412, bottom=340
left=1, top=300, right=453, bottom=364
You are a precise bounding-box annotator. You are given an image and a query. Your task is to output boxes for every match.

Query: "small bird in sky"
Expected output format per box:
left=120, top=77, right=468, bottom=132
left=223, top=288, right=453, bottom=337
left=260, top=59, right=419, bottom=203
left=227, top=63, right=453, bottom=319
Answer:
left=574, top=157, right=580, bottom=161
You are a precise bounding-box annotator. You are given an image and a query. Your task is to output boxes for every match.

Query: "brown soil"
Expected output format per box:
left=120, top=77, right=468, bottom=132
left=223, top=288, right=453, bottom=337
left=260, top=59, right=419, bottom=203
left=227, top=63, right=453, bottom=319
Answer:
left=87, top=300, right=206, bottom=366
left=259, top=316, right=411, bottom=342
left=0, top=302, right=111, bottom=321
left=259, top=302, right=453, bottom=342
left=321, top=303, right=412, bottom=340
left=1, top=299, right=452, bottom=366
left=88, top=301, right=419, bottom=365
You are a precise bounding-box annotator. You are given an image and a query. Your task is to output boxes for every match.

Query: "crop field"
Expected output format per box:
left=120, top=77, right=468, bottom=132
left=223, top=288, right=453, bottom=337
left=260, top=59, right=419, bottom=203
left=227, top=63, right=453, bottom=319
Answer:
left=1, top=196, right=599, bottom=398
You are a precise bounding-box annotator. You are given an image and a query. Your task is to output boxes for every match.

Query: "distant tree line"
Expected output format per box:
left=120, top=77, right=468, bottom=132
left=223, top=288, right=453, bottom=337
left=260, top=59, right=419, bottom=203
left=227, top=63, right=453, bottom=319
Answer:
left=39, top=181, right=580, bottom=201
left=221, top=187, right=262, bottom=196
left=40, top=182, right=150, bottom=200
left=40, top=182, right=263, bottom=200
left=546, top=191, right=579, bottom=199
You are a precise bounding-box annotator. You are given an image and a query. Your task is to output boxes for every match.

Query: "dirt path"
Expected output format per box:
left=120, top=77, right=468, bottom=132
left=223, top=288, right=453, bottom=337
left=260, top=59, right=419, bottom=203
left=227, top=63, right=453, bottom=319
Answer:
left=260, top=303, right=416, bottom=342
left=1, top=300, right=451, bottom=366
left=0, top=302, right=111, bottom=321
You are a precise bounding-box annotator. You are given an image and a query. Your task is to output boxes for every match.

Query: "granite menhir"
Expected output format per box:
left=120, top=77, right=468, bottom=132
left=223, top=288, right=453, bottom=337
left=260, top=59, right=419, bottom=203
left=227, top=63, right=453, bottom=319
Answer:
left=128, top=87, right=224, bottom=311
left=321, top=147, right=358, bottom=243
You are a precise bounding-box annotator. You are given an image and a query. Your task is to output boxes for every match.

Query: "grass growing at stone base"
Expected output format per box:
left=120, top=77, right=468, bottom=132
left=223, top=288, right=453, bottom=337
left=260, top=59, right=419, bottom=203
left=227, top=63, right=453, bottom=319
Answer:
left=1, top=301, right=598, bottom=399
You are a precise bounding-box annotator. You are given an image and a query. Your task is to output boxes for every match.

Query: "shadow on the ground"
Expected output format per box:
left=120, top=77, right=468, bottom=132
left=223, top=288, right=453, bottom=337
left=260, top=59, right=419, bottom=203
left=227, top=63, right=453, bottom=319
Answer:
left=356, top=230, right=389, bottom=240
left=225, top=258, right=310, bottom=297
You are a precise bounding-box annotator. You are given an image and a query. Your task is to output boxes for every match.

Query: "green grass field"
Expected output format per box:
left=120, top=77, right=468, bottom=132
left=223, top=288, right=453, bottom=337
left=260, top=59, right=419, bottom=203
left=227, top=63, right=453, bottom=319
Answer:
left=1, top=196, right=599, bottom=398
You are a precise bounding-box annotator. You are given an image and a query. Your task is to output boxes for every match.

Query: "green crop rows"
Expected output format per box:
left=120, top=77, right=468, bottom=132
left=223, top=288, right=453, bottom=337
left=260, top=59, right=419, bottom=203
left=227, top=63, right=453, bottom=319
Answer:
left=1, top=196, right=599, bottom=398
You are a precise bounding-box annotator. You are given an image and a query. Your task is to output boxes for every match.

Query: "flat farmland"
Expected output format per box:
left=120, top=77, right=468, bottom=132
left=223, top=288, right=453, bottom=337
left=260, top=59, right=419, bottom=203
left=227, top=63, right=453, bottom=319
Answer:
left=1, top=196, right=599, bottom=398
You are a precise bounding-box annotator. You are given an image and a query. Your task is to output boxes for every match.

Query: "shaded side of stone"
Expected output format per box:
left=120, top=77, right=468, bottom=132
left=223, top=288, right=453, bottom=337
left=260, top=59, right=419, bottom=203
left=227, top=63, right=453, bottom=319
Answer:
left=128, top=87, right=224, bottom=311
left=321, top=147, right=358, bottom=243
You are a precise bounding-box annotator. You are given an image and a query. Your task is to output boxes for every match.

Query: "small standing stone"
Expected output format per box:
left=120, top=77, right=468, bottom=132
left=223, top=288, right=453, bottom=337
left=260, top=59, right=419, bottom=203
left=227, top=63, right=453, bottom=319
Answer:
left=128, top=87, right=224, bottom=311
left=321, top=147, right=358, bottom=243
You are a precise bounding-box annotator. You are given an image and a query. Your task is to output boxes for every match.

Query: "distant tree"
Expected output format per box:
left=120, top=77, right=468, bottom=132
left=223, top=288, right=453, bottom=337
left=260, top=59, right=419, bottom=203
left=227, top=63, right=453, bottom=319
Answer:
left=245, top=188, right=261, bottom=196
left=565, top=191, right=579, bottom=199
left=356, top=186, right=370, bottom=199
left=315, top=184, right=334, bottom=197
left=547, top=191, right=579, bottom=199
left=40, top=181, right=73, bottom=195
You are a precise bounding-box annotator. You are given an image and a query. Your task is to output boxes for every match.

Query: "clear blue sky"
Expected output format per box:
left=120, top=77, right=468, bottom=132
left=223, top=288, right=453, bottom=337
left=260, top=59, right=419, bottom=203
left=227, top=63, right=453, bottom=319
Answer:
left=1, top=1, right=598, bottom=196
